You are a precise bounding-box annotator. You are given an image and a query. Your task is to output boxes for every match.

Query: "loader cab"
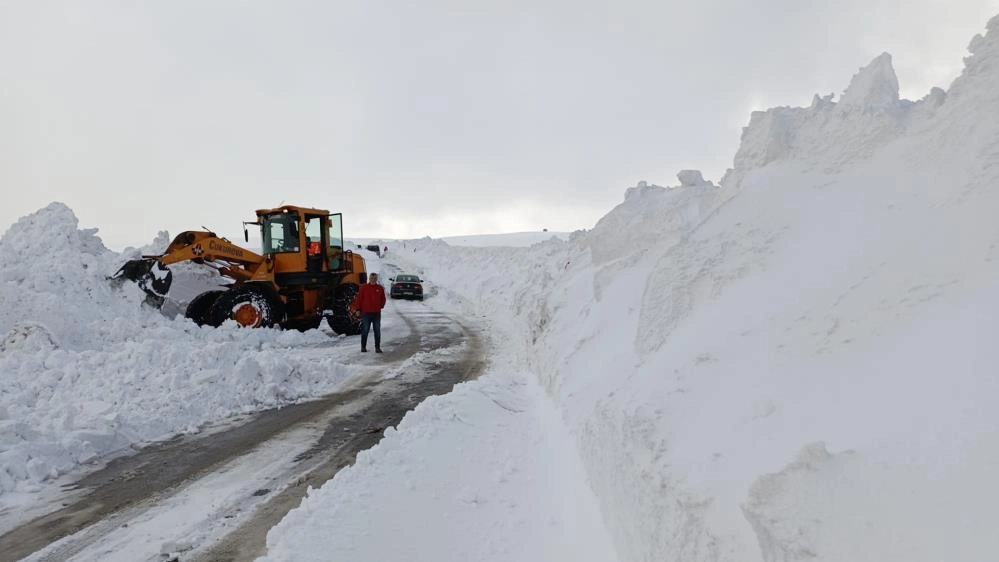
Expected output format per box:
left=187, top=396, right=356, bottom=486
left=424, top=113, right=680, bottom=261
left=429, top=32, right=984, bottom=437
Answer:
left=257, top=206, right=348, bottom=275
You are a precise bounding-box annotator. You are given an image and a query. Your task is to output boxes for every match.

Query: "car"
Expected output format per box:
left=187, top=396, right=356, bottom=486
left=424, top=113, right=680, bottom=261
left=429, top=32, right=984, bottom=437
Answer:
left=365, top=244, right=381, bottom=256
left=390, top=274, right=424, bottom=300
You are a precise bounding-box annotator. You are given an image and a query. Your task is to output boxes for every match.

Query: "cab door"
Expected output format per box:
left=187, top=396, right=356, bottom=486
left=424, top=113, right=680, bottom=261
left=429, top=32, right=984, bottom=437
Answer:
left=327, top=213, right=345, bottom=271
left=305, top=214, right=327, bottom=273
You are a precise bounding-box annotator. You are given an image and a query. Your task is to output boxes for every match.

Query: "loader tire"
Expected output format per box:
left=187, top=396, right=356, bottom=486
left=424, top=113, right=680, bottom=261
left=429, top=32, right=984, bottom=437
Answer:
left=284, top=318, right=322, bottom=332
left=327, top=283, right=361, bottom=335
left=185, top=290, right=226, bottom=327
left=210, top=284, right=284, bottom=328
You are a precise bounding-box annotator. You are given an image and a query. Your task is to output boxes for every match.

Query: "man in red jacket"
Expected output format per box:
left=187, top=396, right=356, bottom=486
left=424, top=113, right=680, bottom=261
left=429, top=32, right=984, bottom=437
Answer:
left=353, top=272, right=386, bottom=353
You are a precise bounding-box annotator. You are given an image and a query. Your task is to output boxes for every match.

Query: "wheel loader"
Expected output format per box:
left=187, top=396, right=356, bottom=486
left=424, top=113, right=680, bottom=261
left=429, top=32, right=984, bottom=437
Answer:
left=112, top=205, right=367, bottom=334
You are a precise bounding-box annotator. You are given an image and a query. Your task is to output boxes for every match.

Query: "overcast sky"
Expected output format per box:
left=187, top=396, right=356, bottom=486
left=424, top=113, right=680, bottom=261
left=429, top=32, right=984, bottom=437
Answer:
left=2, top=0, right=998, bottom=249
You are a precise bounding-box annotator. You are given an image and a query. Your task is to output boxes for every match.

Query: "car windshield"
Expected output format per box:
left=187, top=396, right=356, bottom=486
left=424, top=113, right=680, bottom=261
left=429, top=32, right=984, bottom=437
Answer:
left=396, top=275, right=419, bottom=283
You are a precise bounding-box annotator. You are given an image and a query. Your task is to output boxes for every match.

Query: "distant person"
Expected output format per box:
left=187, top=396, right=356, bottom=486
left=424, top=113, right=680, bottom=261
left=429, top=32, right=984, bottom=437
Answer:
left=353, top=273, right=386, bottom=353
left=383, top=245, right=388, bottom=254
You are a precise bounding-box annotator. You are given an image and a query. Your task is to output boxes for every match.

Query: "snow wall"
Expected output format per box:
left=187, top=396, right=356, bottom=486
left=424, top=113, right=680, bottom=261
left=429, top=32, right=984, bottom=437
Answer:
left=389, top=14, right=999, bottom=562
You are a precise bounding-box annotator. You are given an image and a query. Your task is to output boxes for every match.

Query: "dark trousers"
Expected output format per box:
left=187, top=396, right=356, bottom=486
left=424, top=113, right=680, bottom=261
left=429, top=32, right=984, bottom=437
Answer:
left=360, top=312, right=381, bottom=349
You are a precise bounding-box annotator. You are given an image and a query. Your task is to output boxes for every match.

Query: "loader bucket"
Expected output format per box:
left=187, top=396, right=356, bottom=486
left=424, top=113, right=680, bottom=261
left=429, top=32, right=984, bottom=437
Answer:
left=112, top=259, right=173, bottom=301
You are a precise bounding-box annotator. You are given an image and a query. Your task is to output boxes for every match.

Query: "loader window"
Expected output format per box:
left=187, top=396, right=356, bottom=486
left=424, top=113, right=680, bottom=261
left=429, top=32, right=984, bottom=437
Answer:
left=262, top=213, right=300, bottom=254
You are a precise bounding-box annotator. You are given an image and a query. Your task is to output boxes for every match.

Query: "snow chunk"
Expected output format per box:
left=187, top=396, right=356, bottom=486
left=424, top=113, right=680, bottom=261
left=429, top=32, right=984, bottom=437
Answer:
left=921, top=86, right=947, bottom=107
left=967, top=14, right=999, bottom=59
left=839, top=52, right=900, bottom=111
left=957, top=14, right=999, bottom=93
left=676, top=170, right=714, bottom=188
left=810, top=93, right=835, bottom=110
left=624, top=180, right=666, bottom=201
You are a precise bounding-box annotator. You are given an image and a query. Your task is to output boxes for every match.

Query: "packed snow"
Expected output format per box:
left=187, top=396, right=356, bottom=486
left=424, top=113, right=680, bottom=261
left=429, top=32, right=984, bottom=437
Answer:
left=4, top=11, right=999, bottom=562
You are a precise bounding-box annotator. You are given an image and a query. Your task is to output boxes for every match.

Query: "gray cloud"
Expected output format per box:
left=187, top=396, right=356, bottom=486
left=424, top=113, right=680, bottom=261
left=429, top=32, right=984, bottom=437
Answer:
left=2, top=0, right=997, bottom=248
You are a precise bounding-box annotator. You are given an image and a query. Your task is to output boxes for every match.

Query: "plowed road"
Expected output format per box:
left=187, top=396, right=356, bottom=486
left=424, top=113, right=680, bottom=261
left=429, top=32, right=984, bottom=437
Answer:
left=1, top=302, right=484, bottom=562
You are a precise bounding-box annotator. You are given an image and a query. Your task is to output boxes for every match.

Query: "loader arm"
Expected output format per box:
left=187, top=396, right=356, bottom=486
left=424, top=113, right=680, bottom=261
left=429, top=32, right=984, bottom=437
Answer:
left=157, top=231, right=266, bottom=281
left=112, top=231, right=268, bottom=302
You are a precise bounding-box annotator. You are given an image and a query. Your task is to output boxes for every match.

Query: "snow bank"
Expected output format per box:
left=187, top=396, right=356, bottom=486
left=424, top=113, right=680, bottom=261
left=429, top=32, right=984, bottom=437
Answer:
left=356, top=15, right=999, bottom=561
left=0, top=204, right=368, bottom=498
left=260, top=368, right=616, bottom=562
left=0, top=202, right=143, bottom=351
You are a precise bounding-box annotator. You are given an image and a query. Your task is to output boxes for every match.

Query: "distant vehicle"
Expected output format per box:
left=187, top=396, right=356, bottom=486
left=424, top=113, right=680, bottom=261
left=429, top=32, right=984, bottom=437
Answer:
left=390, top=274, right=423, bottom=300
left=365, top=244, right=381, bottom=256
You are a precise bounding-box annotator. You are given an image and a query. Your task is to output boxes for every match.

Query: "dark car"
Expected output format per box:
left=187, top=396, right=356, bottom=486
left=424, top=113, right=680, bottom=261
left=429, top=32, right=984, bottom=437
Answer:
left=390, top=274, right=424, bottom=300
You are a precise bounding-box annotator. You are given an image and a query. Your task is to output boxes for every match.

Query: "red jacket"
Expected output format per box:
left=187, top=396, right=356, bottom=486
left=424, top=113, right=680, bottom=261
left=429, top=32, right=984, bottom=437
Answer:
left=354, top=282, right=386, bottom=314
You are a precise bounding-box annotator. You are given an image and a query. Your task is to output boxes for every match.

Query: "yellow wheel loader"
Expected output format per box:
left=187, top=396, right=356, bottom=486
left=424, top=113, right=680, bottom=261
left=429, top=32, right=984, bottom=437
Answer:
left=112, top=205, right=367, bottom=334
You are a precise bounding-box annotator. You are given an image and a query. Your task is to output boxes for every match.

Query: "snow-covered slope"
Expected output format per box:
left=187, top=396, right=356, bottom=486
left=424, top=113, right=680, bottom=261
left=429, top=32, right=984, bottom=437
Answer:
left=266, top=14, right=999, bottom=561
